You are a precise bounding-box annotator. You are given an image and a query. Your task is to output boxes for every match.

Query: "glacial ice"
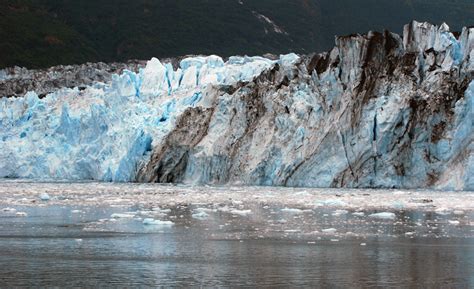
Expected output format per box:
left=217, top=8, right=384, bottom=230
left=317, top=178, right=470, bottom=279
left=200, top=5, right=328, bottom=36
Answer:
left=142, top=218, right=174, bottom=226
left=39, top=192, right=50, bottom=201
left=0, top=55, right=278, bottom=181
left=0, top=22, right=472, bottom=190
left=368, top=212, right=396, bottom=220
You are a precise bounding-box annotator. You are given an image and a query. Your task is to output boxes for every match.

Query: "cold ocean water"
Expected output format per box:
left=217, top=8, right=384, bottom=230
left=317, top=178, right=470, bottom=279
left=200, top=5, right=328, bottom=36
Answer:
left=0, top=180, right=473, bottom=287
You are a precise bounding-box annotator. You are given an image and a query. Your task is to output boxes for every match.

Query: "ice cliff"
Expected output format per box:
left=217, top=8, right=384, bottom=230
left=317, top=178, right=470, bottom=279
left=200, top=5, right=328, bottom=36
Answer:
left=1, top=21, right=473, bottom=190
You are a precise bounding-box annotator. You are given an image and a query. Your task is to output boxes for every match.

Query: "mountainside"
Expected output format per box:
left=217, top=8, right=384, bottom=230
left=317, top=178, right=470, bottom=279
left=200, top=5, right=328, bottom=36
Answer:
left=1, top=0, right=473, bottom=68
left=0, top=21, right=473, bottom=190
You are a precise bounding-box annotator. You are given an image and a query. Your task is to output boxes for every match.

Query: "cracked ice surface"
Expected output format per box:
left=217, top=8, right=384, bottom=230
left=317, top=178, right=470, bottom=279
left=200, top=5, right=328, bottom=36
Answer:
left=0, top=55, right=284, bottom=181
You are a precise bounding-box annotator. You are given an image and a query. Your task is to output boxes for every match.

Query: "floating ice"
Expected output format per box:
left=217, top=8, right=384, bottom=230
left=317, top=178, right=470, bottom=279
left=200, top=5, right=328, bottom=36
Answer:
left=2, top=207, right=16, bottom=212
left=368, top=212, right=396, bottom=220
left=142, top=218, right=174, bottom=226
left=322, top=228, right=337, bottom=233
left=111, top=213, right=135, bottom=219
left=391, top=201, right=405, bottom=210
left=39, top=193, right=50, bottom=201
left=435, top=208, right=452, bottom=215
left=352, top=212, right=365, bottom=217
left=192, top=210, right=209, bottom=220
left=316, top=199, right=347, bottom=207
left=229, top=209, right=252, bottom=216
left=332, top=209, right=348, bottom=216
left=151, top=207, right=171, bottom=215
left=281, top=207, right=304, bottom=214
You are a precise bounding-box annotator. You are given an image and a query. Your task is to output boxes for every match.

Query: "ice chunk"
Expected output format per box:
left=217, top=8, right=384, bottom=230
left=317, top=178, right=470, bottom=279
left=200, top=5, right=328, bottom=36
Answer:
left=192, top=211, right=210, bottom=220
left=229, top=209, right=252, bottom=216
left=15, top=212, right=27, bottom=217
left=152, top=207, right=171, bottom=213
left=391, top=201, right=405, bottom=210
left=111, top=213, right=135, bottom=219
left=322, top=228, right=337, bottom=233
left=332, top=209, right=348, bottom=216
left=316, top=199, right=347, bottom=207
left=281, top=207, right=304, bottom=214
left=352, top=212, right=365, bottom=217
left=2, top=207, right=16, bottom=212
left=142, top=218, right=174, bottom=226
left=368, top=212, right=396, bottom=220
left=435, top=208, right=452, bottom=215
left=39, top=193, right=50, bottom=201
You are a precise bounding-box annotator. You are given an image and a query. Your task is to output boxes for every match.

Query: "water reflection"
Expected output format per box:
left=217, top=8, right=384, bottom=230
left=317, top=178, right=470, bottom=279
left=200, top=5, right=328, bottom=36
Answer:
left=0, top=204, right=472, bottom=287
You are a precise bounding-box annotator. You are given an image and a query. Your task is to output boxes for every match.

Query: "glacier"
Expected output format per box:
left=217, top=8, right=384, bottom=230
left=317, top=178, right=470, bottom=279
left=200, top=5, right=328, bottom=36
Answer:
left=0, top=55, right=277, bottom=181
left=0, top=21, right=473, bottom=190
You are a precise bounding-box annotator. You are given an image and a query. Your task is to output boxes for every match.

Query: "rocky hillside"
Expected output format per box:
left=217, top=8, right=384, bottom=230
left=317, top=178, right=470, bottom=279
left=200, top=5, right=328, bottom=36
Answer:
left=1, top=0, right=473, bottom=68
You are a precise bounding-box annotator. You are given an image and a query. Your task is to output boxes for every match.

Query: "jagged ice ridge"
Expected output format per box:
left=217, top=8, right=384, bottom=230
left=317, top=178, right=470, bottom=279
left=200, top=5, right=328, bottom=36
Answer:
left=0, top=21, right=473, bottom=190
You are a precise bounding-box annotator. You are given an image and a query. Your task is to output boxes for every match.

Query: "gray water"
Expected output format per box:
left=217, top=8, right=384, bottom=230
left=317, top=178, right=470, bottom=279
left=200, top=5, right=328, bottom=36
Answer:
left=0, top=202, right=473, bottom=288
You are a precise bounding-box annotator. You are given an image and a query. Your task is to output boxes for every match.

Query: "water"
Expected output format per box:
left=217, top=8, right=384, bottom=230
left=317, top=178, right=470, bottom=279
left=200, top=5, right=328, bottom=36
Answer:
left=0, top=181, right=473, bottom=287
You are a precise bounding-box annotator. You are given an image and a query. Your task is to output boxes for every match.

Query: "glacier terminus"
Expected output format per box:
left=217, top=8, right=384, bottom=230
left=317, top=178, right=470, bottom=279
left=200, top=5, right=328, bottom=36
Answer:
left=0, top=21, right=473, bottom=190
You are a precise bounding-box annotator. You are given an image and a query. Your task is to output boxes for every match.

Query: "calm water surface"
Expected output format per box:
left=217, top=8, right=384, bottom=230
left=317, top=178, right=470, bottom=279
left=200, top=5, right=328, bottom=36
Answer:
left=0, top=202, right=473, bottom=287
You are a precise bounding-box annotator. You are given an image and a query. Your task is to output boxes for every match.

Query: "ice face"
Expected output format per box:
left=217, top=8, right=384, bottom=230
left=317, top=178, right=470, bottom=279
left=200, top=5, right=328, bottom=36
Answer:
left=0, top=22, right=472, bottom=190
left=0, top=55, right=277, bottom=181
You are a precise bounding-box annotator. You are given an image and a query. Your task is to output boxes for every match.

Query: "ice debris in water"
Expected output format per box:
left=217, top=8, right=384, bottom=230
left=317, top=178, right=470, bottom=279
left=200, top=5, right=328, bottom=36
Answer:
left=111, top=213, right=135, bottom=219
left=39, top=193, right=50, bottom=201
left=152, top=207, right=171, bottom=213
left=316, top=199, right=347, bottom=207
left=15, top=212, right=27, bottom=217
left=368, top=212, right=396, bottom=220
left=435, top=208, right=452, bottom=215
left=391, top=201, right=405, bottom=210
left=229, top=209, right=252, bottom=216
left=332, top=209, right=348, bottom=216
left=192, top=211, right=209, bottom=220
left=322, top=228, right=337, bottom=233
left=2, top=207, right=16, bottom=212
left=142, top=218, right=174, bottom=226
left=281, top=208, right=304, bottom=214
